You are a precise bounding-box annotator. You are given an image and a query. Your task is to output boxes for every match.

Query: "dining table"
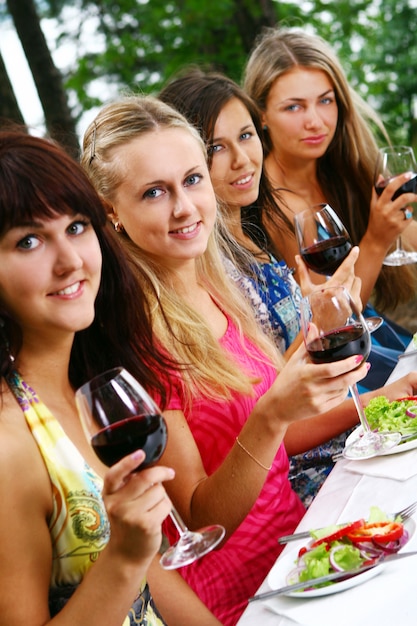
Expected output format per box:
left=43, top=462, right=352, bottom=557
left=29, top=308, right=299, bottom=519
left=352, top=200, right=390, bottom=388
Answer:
left=237, top=339, right=417, bottom=626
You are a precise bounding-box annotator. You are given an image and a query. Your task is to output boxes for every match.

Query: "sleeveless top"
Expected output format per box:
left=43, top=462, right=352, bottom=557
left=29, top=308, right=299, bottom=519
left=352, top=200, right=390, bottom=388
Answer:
left=163, top=319, right=305, bottom=626
left=7, top=371, right=164, bottom=626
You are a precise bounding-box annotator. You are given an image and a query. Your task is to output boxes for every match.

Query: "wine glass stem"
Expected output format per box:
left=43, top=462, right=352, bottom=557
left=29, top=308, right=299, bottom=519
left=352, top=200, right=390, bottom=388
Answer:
left=396, top=236, right=403, bottom=251
left=169, top=505, right=190, bottom=536
left=349, top=383, right=372, bottom=436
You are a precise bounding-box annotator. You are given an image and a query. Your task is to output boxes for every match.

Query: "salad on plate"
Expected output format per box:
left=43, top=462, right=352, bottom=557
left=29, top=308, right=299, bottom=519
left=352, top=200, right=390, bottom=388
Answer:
left=285, top=506, right=409, bottom=591
left=344, top=395, right=417, bottom=455
left=364, top=395, right=417, bottom=438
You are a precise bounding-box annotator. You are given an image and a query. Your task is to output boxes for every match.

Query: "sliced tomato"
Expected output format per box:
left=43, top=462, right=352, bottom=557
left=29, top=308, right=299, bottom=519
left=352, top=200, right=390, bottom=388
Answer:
left=298, top=546, right=308, bottom=558
left=347, top=521, right=404, bottom=544
left=396, top=396, right=417, bottom=402
left=310, top=518, right=366, bottom=547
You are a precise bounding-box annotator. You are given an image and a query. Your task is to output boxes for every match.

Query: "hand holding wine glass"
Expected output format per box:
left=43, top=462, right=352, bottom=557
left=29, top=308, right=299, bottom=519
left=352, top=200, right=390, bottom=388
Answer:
left=295, top=203, right=383, bottom=333
left=374, top=145, right=417, bottom=266
left=76, top=367, right=225, bottom=569
left=300, top=286, right=401, bottom=459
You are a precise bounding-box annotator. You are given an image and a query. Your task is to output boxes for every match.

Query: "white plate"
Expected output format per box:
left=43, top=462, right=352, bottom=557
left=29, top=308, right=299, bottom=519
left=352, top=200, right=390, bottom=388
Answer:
left=345, top=427, right=417, bottom=456
left=268, top=518, right=415, bottom=598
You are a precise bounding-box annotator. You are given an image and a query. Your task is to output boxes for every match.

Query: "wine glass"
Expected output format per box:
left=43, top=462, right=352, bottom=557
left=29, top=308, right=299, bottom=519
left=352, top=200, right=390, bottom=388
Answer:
left=375, top=145, right=417, bottom=266
left=300, top=285, right=401, bottom=459
left=295, top=203, right=383, bottom=333
left=294, top=203, right=353, bottom=276
left=75, top=367, right=225, bottom=569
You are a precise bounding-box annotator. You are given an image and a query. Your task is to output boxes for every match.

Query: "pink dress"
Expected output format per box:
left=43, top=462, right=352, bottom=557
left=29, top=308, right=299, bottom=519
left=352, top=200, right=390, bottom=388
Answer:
left=163, top=319, right=305, bottom=625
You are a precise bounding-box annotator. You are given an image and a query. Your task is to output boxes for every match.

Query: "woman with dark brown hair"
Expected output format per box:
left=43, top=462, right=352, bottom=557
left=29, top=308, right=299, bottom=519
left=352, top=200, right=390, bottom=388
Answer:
left=0, top=129, right=222, bottom=626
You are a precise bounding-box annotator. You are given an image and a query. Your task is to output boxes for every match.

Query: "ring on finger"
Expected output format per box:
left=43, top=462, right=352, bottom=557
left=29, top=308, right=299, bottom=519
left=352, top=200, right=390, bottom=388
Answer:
left=402, top=208, right=413, bottom=220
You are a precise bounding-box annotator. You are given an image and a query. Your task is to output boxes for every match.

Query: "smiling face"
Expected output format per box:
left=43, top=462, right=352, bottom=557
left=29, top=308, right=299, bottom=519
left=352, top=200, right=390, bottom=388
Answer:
left=0, top=213, right=102, bottom=341
left=209, top=97, right=263, bottom=211
left=263, top=67, right=338, bottom=162
left=110, top=127, right=217, bottom=270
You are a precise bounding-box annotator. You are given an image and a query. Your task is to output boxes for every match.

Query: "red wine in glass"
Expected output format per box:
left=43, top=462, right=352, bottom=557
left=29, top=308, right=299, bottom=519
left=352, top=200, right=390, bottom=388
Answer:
left=295, top=203, right=382, bottom=333
left=301, top=236, right=352, bottom=276
left=375, top=173, right=417, bottom=199
left=76, top=367, right=225, bottom=569
left=300, top=286, right=400, bottom=460
left=295, top=203, right=353, bottom=277
left=374, top=146, right=417, bottom=266
left=306, top=323, right=371, bottom=364
left=91, top=414, right=167, bottom=469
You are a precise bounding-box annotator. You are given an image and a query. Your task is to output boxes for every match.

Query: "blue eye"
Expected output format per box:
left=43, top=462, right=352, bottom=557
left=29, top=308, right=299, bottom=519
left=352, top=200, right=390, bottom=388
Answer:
left=185, top=173, right=202, bottom=186
left=144, top=187, right=163, bottom=199
left=207, top=144, right=222, bottom=155
left=285, top=104, right=300, bottom=112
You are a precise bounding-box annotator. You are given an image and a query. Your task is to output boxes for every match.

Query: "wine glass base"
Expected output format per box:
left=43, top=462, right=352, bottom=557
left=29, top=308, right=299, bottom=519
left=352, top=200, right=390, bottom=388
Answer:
left=383, top=251, right=417, bottom=266
left=159, top=524, right=225, bottom=570
left=342, top=431, right=401, bottom=460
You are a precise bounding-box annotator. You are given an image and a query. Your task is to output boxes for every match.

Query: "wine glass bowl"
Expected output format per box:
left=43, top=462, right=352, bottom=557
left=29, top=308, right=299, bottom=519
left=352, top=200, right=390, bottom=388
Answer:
left=294, top=203, right=353, bottom=276
left=300, top=286, right=401, bottom=459
left=77, top=367, right=168, bottom=470
left=375, top=146, right=417, bottom=266
left=300, top=286, right=371, bottom=365
left=295, top=203, right=383, bottom=334
left=76, top=367, right=225, bottom=569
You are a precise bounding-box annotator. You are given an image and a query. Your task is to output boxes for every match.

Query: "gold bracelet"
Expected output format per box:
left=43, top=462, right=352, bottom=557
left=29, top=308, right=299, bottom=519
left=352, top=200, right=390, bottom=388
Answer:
left=235, top=436, right=272, bottom=471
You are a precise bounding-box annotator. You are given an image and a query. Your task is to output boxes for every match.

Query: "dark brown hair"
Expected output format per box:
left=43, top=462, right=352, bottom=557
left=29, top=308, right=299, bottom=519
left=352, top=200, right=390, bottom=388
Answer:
left=0, top=129, right=176, bottom=405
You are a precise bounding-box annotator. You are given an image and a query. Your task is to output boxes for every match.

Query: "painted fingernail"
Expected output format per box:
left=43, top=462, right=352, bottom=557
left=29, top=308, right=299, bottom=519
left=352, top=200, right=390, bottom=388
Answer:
left=355, top=355, right=364, bottom=364
left=366, top=362, right=371, bottom=371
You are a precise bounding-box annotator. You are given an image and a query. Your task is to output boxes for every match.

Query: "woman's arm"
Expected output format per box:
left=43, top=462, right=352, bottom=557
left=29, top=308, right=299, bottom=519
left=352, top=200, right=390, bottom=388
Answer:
left=354, top=175, right=417, bottom=304
left=284, top=370, right=417, bottom=455
left=147, top=558, right=222, bottom=625
left=159, top=346, right=368, bottom=536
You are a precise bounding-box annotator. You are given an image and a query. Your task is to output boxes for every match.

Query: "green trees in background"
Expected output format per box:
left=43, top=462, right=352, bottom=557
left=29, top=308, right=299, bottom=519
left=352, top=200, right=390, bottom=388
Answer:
left=1, top=0, right=416, bottom=151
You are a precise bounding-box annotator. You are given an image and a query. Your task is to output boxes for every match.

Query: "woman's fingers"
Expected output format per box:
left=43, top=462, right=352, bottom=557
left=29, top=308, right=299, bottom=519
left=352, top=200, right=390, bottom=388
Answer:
left=103, top=451, right=175, bottom=496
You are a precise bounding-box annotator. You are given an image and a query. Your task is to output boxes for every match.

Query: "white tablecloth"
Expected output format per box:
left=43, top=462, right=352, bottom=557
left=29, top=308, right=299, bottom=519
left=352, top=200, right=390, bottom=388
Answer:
left=237, top=342, right=417, bottom=625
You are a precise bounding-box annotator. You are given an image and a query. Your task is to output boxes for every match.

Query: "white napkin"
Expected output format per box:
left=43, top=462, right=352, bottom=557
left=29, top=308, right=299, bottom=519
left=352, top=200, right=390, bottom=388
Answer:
left=344, top=447, right=417, bottom=481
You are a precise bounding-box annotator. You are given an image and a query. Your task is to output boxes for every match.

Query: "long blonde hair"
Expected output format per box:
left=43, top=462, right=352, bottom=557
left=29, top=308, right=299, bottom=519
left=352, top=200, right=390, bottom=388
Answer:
left=81, top=95, right=283, bottom=406
left=244, top=26, right=416, bottom=310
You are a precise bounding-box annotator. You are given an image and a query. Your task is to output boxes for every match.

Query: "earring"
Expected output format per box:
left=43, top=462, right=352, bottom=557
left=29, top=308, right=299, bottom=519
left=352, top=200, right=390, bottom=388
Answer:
left=108, top=213, right=124, bottom=232
left=263, top=124, right=268, bottom=131
left=113, top=220, right=124, bottom=233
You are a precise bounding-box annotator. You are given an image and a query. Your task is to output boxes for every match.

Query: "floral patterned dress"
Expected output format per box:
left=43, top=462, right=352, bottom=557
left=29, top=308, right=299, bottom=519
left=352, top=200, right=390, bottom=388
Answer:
left=7, top=371, right=164, bottom=625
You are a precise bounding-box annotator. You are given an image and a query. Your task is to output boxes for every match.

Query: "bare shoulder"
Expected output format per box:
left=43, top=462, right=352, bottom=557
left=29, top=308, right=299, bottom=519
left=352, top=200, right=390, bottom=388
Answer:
left=0, top=389, right=52, bottom=516
left=0, top=391, right=54, bottom=622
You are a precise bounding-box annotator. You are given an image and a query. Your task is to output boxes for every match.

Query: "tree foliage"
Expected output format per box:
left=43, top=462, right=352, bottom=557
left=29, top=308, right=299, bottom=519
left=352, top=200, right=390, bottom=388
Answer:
left=1, top=0, right=417, bottom=148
